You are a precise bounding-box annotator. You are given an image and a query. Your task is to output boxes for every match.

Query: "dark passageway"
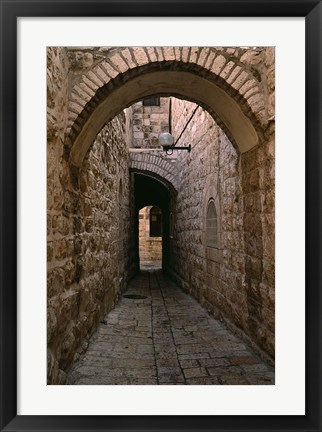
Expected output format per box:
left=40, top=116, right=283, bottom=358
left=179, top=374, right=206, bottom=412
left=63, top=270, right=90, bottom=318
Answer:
left=132, top=172, right=174, bottom=273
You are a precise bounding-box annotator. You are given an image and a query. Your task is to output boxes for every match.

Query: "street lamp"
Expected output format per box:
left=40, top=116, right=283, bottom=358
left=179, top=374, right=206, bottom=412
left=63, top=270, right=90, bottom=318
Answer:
left=159, top=132, right=191, bottom=155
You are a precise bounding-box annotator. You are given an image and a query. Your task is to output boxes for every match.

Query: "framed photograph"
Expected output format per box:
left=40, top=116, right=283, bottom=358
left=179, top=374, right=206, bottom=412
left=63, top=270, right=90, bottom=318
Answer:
left=1, top=1, right=321, bottom=431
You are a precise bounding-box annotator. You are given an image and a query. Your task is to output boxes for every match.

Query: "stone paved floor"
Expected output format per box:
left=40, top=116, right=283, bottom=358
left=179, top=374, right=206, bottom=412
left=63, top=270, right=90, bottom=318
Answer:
left=67, top=271, right=275, bottom=385
left=140, top=260, right=162, bottom=271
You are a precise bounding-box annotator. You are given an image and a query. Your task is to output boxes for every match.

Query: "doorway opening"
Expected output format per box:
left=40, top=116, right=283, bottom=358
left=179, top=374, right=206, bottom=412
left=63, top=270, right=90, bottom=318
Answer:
left=139, top=206, right=162, bottom=271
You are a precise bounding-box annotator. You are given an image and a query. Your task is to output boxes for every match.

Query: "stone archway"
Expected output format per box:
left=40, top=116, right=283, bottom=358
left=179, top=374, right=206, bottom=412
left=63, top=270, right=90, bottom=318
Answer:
left=130, top=153, right=179, bottom=192
left=66, top=47, right=273, bottom=167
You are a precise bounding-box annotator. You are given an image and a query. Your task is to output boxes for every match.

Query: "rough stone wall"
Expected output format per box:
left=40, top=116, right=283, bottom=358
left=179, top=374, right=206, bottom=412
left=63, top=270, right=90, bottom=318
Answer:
left=47, top=47, right=132, bottom=384
left=47, top=47, right=71, bottom=384
left=168, top=96, right=275, bottom=360
left=139, top=207, right=162, bottom=262
left=240, top=47, right=275, bottom=121
left=48, top=115, right=131, bottom=384
left=241, top=137, right=275, bottom=356
left=132, top=98, right=170, bottom=148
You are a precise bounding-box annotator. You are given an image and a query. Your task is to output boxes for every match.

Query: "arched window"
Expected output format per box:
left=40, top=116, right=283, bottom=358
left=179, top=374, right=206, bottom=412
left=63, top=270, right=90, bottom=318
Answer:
left=206, top=200, right=218, bottom=247
left=150, top=206, right=162, bottom=237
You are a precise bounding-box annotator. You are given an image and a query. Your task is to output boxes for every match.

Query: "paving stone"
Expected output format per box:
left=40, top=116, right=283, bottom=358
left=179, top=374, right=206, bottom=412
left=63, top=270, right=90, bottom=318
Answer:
left=207, top=366, right=243, bottom=377
left=80, top=356, right=113, bottom=366
left=245, top=372, right=275, bottom=385
left=230, top=356, right=260, bottom=365
left=183, top=367, right=208, bottom=379
left=178, top=353, right=211, bottom=361
left=158, top=366, right=183, bottom=375
left=186, top=376, right=220, bottom=385
left=219, top=375, right=250, bottom=385
left=125, top=368, right=157, bottom=379
left=113, top=343, right=137, bottom=353
left=154, top=343, right=177, bottom=354
left=241, top=364, right=270, bottom=373
left=136, top=344, right=154, bottom=354
left=198, top=358, right=231, bottom=368
left=111, top=358, right=155, bottom=368
left=158, top=374, right=185, bottom=384
left=177, top=344, right=211, bottom=355
left=156, top=358, right=181, bottom=368
left=67, top=271, right=274, bottom=385
left=179, top=359, right=200, bottom=368
left=128, top=336, right=153, bottom=345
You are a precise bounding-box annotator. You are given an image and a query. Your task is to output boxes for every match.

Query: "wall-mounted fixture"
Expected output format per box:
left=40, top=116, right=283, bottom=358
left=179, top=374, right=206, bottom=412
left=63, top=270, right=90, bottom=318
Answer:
left=158, top=132, right=191, bottom=155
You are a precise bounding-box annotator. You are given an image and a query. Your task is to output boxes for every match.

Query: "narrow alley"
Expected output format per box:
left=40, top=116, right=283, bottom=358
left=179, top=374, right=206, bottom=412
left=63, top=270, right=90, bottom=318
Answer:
left=47, top=47, right=275, bottom=385
left=67, top=271, right=274, bottom=385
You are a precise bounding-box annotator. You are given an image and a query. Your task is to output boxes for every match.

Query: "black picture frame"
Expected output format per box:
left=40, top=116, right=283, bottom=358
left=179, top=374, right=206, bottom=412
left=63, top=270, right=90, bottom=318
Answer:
left=0, top=1, right=321, bottom=431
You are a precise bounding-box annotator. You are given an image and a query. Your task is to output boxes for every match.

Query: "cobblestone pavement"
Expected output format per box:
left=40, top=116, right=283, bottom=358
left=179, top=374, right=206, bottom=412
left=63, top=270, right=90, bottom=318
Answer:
left=67, top=271, right=275, bottom=385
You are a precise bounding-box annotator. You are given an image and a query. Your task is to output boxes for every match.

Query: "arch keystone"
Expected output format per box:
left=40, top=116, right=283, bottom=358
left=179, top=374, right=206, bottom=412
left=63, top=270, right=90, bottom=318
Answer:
left=163, top=47, right=176, bottom=61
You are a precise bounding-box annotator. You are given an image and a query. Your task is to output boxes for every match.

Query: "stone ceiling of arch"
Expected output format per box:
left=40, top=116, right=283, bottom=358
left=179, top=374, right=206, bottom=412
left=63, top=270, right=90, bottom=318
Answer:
left=66, top=47, right=274, bottom=167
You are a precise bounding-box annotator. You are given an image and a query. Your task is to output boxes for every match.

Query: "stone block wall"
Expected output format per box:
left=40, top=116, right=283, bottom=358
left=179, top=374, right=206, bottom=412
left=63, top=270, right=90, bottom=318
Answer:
left=47, top=47, right=132, bottom=384
left=47, top=46, right=70, bottom=384
left=132, top=98, right=170, bottom=148
left=139, top=206, right=162, bottom=262
left=168, top=96, right=275, bottom=360
left=241, top=138, right=275, bottom=355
